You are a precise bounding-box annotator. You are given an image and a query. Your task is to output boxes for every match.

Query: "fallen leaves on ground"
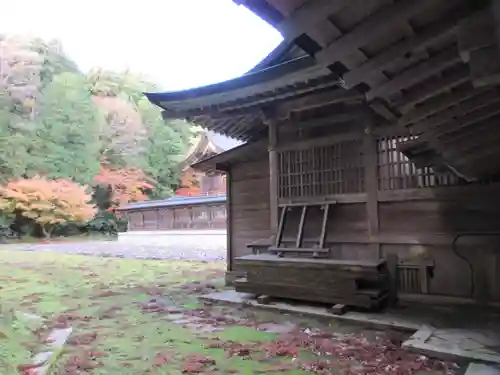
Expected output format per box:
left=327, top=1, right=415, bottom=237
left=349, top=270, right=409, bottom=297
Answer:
left=181, top=354, right=216, bottom=373
left=67, top=332, right=97, bottom=345
left=0, top=250, right=460, bottom=375
left=60, top=352, right=104, bottom=374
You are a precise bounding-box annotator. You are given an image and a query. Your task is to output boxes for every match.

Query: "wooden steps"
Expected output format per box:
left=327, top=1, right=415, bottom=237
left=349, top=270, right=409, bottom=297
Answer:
left=272, top=201, right=335, bottom=256
left=234, top=254, right=389, bottom=310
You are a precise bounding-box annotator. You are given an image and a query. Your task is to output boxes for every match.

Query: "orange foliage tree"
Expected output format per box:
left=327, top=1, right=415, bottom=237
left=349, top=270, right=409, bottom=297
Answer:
left=94, top=166, right=154, bottom=205
left=0, top=176, right=96, bottom=237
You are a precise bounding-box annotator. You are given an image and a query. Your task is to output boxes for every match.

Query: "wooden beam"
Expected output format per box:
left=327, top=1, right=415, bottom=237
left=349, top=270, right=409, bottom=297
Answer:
left=291, top=109, right=365, bottom=127
left=450, top=135, right=500, bottom=170
left=440, top=112, right=500, bottom=147
left=386, top=253, right=398, bottom=306
left=342, top=20, right=458, bottom=89
left=397, top=83, right=478, bottom=126
left=278, top=193, right=366, bottom=205
left=469, top=45, right=500, bottom=87
left=266, top=115, right=279, bottom=233
left=315, top=0, right=441, bottom=67
left=306, top=7, right=389, bottom=89
left=277, top=0, right=350, bottom=41
left=442, top=115, right=500, bottom=153
left=366, top=47, right=461, bottom=100
left=226, top=170, right=233, bottom=271
left=276, top=131, right=364, bottom=152
left=457, top=6, right=496, bottom=61
left=393, top=65, right=469, bottom=112
left=162, top=85, right=359, bottom=129
left=219, top=74, right=341, bottom=113
left=228, top=113, right=261, bottom=139
left=411, top=88, right=500, bottom=133
left=363, top=119, right=380, bottom=258
left=275, top=88, right=363, bottom=118
left=369, top=100, right=399, bottom=122
left=434, top=101, right=500, bottom=139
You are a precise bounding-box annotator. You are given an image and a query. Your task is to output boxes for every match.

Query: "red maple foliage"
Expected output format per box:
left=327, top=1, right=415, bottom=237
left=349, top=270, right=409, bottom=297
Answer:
left=0, top=176, right=96, bottom=237
left=175, top=187, right=201, bottom=196
left=94, top=166, right=154, bottom=204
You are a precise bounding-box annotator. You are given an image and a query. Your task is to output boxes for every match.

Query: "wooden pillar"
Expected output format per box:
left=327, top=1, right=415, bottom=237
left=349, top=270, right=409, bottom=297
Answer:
left=492, top=252, right=500, bottom=302
left=225, top=170, right=233, bottom=272
left=363, top=122, right=380, bottom=258
left=267, top=116, right=279, bottom=233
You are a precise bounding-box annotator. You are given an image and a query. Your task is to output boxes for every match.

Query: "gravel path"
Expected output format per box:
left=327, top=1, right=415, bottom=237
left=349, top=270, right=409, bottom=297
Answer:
left=3, top=240, right=226, bottom=261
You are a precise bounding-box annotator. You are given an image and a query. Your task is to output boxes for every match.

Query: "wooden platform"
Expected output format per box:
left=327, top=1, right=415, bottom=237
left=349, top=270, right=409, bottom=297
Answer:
left=234, top=254, right=389, bottom=309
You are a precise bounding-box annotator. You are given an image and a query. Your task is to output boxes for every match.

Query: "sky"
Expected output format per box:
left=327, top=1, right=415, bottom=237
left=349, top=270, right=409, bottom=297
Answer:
left=0, top=0, right=283, bottom=91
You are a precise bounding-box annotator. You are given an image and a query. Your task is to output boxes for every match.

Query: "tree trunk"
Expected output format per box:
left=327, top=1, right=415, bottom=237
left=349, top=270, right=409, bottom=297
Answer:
left=41, top=225, right=53, bottom=238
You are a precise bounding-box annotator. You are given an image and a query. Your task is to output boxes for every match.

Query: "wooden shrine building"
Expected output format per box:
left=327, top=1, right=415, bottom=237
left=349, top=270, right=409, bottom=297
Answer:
left=116, top=195, right=227, bottom=231
left=146, top=0, right=500, bottom=308
left=117, top=130, right=239, bottom=232
left=176, top=130, right=241, bottom=196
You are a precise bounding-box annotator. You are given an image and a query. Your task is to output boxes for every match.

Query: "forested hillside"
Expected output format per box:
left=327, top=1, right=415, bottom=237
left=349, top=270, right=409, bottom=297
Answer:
left=0, top=35, right=194, bottom=238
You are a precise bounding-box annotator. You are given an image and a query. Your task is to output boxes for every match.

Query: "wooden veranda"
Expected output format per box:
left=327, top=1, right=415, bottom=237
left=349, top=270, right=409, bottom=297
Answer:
left=146, top=0, right=500, bottom=309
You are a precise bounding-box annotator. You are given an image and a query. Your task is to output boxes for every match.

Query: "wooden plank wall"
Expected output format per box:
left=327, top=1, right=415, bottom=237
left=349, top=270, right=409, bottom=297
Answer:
left=271, top=128, right=500, bottom=302
left=228, top=155, right=271, bottom=265
left=126, top=204, right=227, bottom=231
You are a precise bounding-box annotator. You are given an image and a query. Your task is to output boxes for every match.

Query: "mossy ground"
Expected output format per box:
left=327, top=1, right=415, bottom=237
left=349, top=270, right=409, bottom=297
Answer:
left=0, top=249, right=456, bottom=375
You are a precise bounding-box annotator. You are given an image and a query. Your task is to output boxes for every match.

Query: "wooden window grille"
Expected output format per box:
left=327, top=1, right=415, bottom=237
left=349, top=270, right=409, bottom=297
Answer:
left=397, top=267, right=422, bottom=293
left=377, top=136, right=460, bottom=190
left=278, top=140, right=364, bottom=199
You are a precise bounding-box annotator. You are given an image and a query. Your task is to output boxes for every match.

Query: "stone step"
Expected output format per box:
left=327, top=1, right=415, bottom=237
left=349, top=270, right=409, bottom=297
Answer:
left=465, top=363, right=500, bottom=375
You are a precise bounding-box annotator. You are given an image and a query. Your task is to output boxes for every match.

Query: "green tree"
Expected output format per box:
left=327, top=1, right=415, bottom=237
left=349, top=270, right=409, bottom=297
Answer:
left=138, top=97, right=190, bottom=198
left=88, top=68, right=156, bottom=104
left=29, top=73, right=102, bottom=184
left=0, top=89, right=33, bottom=183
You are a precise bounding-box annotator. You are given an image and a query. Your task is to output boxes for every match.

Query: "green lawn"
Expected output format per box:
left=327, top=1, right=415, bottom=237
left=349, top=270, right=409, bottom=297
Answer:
left=0, top=249, right=456, bottom=375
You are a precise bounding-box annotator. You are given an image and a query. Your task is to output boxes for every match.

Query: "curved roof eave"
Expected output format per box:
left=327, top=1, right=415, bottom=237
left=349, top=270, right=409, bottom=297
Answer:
left=144, top=55, right=316, bottom=108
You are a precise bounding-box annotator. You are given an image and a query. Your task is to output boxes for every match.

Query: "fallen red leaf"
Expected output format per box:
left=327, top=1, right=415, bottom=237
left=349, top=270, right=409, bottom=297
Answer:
left=181, top=354, right=216, bottom=373
left=67, top=332, right=97, bottom=345
left=153, top=352, right=170, bottom=367
left=88, top=350, right=106, bottom=358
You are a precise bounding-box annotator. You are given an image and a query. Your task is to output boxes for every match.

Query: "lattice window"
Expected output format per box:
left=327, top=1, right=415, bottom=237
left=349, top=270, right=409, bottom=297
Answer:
left=278, top=140, right=364, bottom=199
left=377, top=136, right=460, bottom=190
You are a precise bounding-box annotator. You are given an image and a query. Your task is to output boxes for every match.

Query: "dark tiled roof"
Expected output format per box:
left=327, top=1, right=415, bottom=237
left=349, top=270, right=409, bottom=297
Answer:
left=116, top=194, right=226, bottom=211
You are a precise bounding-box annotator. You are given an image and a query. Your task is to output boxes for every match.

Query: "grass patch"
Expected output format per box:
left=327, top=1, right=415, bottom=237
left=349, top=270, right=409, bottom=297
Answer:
left=0, top=309, right=46, bottom=374
left=0, top=249, right=458, bottom=375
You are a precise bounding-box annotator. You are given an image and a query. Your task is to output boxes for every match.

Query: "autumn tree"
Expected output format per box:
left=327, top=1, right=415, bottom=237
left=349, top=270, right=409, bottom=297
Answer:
left=0, top=34, right=193, bottom=217
left=93, top=95, right=148, bottom=168
left=0, top=176, right=96, bottom=238
left=0, top=36, right=43, bottom=117
left=94, top=167, right=154, bottom=205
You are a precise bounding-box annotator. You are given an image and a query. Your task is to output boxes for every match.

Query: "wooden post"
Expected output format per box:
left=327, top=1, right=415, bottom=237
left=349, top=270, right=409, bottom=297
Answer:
left=386, top=253, right=399, bottom=307
left=363, top=120, right=380, bottom=258
left=492, top=252, right=500, bottom=301
left=266, top=115, right=279, bottom=233
left=225, top=170, right=233, bottom=273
